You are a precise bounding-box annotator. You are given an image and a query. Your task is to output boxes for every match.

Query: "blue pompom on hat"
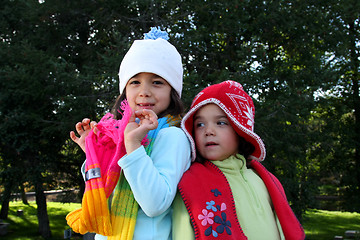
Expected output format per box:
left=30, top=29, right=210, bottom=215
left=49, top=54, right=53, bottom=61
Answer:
left=143, top=26, right=170, bottom=40
left=119, top=27, right=183, bottom=97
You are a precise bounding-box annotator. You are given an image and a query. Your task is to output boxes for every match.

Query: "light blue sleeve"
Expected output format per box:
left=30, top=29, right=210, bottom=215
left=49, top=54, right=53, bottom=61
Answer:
left=118, top=127, right=191, bottom=217
left=81, top=161, right=86, bottom=181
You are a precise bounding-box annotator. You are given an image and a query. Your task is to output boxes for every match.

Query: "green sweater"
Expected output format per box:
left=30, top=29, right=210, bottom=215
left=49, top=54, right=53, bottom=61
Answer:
left=172, top=154, right=285, bottom=240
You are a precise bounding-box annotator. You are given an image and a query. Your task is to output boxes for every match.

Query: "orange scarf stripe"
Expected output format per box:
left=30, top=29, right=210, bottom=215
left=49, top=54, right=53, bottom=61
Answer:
left=85, top=178, right=105, bottom=191
left=85, top=163, right=100, bottom=171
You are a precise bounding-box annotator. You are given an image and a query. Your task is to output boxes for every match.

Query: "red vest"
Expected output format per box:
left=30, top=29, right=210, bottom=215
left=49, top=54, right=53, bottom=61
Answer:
left=178, top=160, right=305, bottom=240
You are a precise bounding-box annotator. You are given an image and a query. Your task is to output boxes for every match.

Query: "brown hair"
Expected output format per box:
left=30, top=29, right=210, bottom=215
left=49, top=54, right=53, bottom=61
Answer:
left=237, top=136, right=255, bottom=160
left=111, top=87, right=184, bottom=120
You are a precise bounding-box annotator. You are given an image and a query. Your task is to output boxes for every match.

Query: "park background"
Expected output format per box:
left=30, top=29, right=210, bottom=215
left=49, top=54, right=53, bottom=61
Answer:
left=0, top=0, right=359, bottom=239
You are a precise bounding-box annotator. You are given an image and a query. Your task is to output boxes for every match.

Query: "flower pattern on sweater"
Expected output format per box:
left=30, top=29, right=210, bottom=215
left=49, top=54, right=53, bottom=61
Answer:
left=198, top=188, right=232, bottom=238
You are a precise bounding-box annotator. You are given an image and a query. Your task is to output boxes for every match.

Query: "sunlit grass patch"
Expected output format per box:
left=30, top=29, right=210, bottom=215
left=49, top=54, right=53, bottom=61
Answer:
left=2, top=201, right=81, bottom=240
left=303, top=209, right=360, bottom=240
left=2, top=202, right=360, bottom=240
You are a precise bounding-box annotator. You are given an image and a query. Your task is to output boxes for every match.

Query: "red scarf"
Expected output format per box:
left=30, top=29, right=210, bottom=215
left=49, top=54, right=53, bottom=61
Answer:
left=178, top=160, right=305, bottom=240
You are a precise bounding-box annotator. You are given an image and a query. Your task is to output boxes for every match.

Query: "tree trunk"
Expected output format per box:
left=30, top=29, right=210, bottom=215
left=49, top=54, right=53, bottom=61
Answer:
left=349, top=17, right=360, bottom=208
left=35, top=182, right=52, bottom=239
left=0, top=197, right=10, bottom=220
left=0, top=181, right=13, bottom=220
left=20, top=184, right=29, bottom=205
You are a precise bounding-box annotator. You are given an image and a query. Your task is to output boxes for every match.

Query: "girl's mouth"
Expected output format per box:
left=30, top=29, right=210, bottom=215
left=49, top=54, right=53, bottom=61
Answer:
left=138, top=103, right=154, bottom=106
left=205, top=142, right=218, bottom=147
left=138, top=103, right=154, bottom=109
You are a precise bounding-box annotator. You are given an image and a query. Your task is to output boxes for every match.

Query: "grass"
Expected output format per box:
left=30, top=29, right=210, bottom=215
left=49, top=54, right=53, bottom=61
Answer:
left=302, top=209, right=360, bottom=240
left=2, top=201, right=82, bottom=240
left=1, top=201, right=360, bottom=239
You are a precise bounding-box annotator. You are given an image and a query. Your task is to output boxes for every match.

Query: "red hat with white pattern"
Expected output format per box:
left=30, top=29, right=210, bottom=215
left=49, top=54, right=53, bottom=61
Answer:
left=181, top=80, right=266, bottom=162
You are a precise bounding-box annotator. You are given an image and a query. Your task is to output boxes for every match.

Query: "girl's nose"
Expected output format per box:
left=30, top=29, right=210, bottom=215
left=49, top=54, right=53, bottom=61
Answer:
left=205, top=125, right=215, bottom=136
left=139, top=84, right=151, bottom=97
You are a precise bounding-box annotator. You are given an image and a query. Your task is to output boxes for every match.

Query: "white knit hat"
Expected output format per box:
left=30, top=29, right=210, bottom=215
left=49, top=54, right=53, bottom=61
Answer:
left=118, top=27, right=183, bottom=97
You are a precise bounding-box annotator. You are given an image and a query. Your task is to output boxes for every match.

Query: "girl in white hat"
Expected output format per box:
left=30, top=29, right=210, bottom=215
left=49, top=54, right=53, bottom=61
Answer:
left=69, top=27, right=191, bottom=240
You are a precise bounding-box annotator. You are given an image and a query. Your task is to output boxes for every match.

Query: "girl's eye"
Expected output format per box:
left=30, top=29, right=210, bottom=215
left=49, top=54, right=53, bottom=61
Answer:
left=153, top=80, right=164, bottom=85
left=195, top=122, right=205, bottom=128
left=217, top=121, right=228, bottom=126
left=129, top=80, right=140, bottom=85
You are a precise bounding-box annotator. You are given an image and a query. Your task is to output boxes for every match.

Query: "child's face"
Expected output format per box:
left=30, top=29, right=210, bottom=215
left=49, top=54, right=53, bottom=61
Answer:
left=194, top=104, right=240, bottom=161
left=125, top=72, right=172, bottom=116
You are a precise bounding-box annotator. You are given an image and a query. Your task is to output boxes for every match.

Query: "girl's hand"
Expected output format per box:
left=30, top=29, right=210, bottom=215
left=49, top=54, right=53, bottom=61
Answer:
left=70, top=118, right=98, bottom=153
left=124, top=109, right=158, bottom=154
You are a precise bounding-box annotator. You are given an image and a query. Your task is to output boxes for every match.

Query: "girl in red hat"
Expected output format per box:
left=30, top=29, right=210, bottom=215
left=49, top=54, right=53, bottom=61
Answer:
left=173, top=80, right=305, bottom=240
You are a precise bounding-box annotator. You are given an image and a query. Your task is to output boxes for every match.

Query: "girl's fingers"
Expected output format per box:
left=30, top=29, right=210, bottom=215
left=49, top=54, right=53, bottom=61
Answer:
left=74, top=118, right=93, bottom=134
left=70, top=131, right=80, bottom=144
left=143, top=109, right=158, bottom=127
left=134, top=109, right=158, bottom=121
left=72, top=118, right=94, bottom=142
left=90, top=121, right=97, bottom=129
left=90, top=121, right=98, bottom=134
left=82, top=118, right=91, bottom=130
left=133, top=109, right=158, bottom=130
left=129, top=110, right=136, bottom=122
left=75, top=122, right=84, bottom=133
left=70, top=131, right=77, bottom=141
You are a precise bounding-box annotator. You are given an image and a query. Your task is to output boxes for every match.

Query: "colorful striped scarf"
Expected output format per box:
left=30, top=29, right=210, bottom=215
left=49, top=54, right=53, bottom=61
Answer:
left=66, top=105, right=181, bottom=239
left=66, top=101, right=132, bottom=235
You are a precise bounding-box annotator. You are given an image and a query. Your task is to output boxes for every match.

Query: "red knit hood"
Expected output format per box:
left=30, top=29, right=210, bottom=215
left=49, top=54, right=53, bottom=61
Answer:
left=181, top=80, right=266, bottom=162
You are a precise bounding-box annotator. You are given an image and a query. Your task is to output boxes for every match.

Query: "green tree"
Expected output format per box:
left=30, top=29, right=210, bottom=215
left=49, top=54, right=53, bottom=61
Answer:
left=0, top=0, right=95, bottom=237
left=307, top=0, right=360, bottom=211
left=169, top=0, right=330, bottom=217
